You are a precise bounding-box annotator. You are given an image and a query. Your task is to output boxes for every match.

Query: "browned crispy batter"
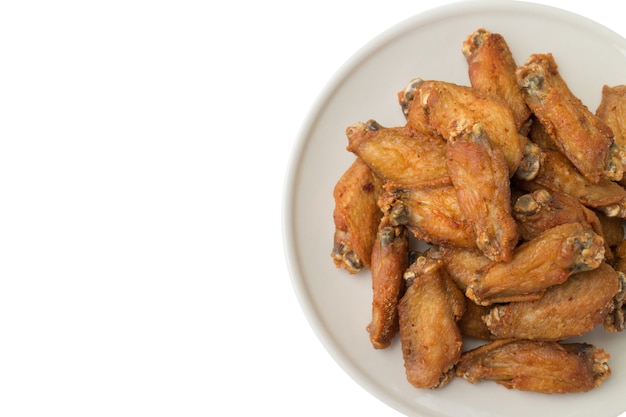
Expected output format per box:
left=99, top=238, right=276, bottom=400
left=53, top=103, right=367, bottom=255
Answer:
left=378, top=183, right=476, bottom=248
left=398, top=256, right=464, bottom=388
left=516, top=53, right=619, bottom=183
left=517, top=148, right=626, bottom=212
left=513, top=188, right=604, bottom=242
left=484, top=263, right=620, bottom=340
left=367, top=225, right=409, bottom=349
left=345, top=120, right=449, bottom=188
left=445, top=123, right=519, bottom=261
left=412, top=79, right=523, bottom=176
left=466, top=222, right=605, bottom=305
left=456, top=339, right=611, bottom=393
left=331, top=158, right=383, bottom=273
left=462, top=28, right=531, bottom=132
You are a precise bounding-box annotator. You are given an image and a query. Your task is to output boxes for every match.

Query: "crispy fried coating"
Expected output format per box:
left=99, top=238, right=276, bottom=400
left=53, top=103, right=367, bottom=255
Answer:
left=518, top=148, right=626, bottom=212
left=456, top=339, right=611, bottom=393
left=446, top=123, right=519, bottom=261
left=516, top=53, right=619, bottom=183
left=466, top=222, right=605, bottom=305
left=398, top=256, right=464, bottom=389
left=462, top=28, right=531, bottom=132
left=513, top=188, right=604, bottom=242
left=405, top=79, right=523, bottom=175
left=367, top=225, right=409, bottom=349
left=485, top=263, right=620, bottom=340
left=379, top=183, right=476, bottom=248
left=606, top=243, right=626, bottom=332
left=331, top=158, right=383, bottom=273
left=345, top=120, right=449, bottom=188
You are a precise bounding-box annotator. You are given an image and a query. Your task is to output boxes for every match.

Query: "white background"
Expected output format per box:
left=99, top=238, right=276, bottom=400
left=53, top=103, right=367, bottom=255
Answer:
left=0, top=1, right=625, bottom=416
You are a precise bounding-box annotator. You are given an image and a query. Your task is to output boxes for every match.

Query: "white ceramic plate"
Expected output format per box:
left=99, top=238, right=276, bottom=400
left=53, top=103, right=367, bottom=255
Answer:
left=283, top=1, right=626, bottom=416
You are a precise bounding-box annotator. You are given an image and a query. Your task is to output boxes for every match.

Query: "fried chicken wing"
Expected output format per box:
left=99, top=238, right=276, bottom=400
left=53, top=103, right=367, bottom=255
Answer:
left=466, top=222, right=605, bottom=305
left=345, top=120, right=449, bottom=188
left=605, top=242, right=626, bottom=332
left=331, top=158, right=383, bottom=273
left=484, top=263, right=620, bottom=340
left=367, top=224, right=409, bottom=349
left=398, top=256, right=464, bottom=389
left=412, top=79, right=523, bottom=176
left=517, top=148, right=626, bottom=213
left=462, top=28, right=531, bottom=132
left=379, top=183, right=476, bottom=248
left=516, top=53, right=621, bottom=183
left=513, top=188, right=604, bottom=242
left=455, top=339, right=611, bottom=394
left=596, top=84, right=626, bottom=184
left=445, top=123, right=519, bottom=261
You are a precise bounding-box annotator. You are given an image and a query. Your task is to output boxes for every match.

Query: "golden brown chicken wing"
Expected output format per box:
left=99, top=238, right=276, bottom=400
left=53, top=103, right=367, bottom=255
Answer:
left=466, top=222, right=605, bottom=305
left=331, top=158, right=383, bottom=273
left=516, top=53, right=621, bottom=183
left=462, top=28, right=531, bottom=132
left=367, top=224, right=409, bottom=349
left=456, top=339, right=611, bottom=393
left=398, top=256, right=464, bottom=389
left=445, top=123, right=519, bottom=261
left=432, top=246, right=492, bottom=291
left=484, top=262, right=620, bottom=340
left=513, top=188, right=604, bottom=242
left=378, top=183, right=476, bottom=248
left=411, top=79, right=523, bottom=176
left=596, top=85, right=626, bottom=174
left=345, top=120, right=449, bottom=188
left=517, top=148, right=626, bottom=214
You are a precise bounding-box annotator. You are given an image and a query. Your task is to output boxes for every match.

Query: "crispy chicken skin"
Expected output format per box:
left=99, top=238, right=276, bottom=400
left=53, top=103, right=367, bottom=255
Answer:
left=466, top=222, right=605, bottom=305
left=516, top=53, right=620, bottom=183
left=379, top=183, right=476, bottom=248
left=517, top=148, right=626, bottom=212
left=331, top=158, right=383, bottom=273
left=484, top=263, right=620, bottom=340
left=367, top=224, right=409, bottom=349
left=456, top=339, right=611, bottom=394
left=458, top=300, right=492, bottom=340
left=446, top=123, right=519, bottom=262
left=345, top=120, right=449, bottom=188
left=606, top=242, right=626, bottom=332
left=462, top=28, right=531, bottom=132
left=404, top=79, right=523, bottom=175
left=398, top=256, right=464, bottom=389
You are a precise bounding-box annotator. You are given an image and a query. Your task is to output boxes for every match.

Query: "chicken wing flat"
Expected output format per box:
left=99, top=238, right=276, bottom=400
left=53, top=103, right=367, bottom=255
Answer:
left=331, top=158, right=383, bottom=273
left=345, top=120, right=449, bottom=188
left=466, top=222, right=605, bottom=305
left=398, top=256, right=464, bottom=388
left=516, top=53, right=621, bottom=183
left=379, top=183, right=475, bottom=248
left=513, top=188, right=604, bottom=242
left=462, top=28, right=531, bottom=132
left=605, top=242, right=626, bottom=332
left=404, top=79, right=523, bottom=175
left=484, top=263, right=620, bottom=340
left=456, top=339, right=611, bottom=394
left=367, top=225, right=409, bottom=349
left=517, top=148, right=626, bottom=213
left=446, top=123, right=519, bottom=261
